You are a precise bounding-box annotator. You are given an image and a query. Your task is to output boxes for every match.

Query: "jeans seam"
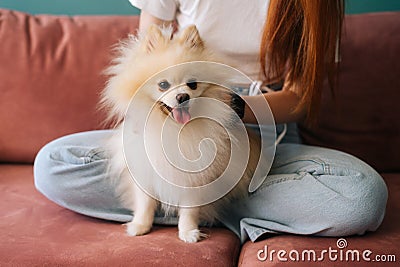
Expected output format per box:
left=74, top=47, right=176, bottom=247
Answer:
left=273, top=157, right=326, bottom=169
left=264, top=173, right=307, bottom=187
left=249, top=229, right=267, bottom=241
left=249, top=172, right=307, bottom=199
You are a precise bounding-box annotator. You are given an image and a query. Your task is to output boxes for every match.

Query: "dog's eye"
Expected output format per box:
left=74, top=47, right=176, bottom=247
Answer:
left=186, top=79, right=197, bottom=90
left=158, top=80, right=171, bottom=91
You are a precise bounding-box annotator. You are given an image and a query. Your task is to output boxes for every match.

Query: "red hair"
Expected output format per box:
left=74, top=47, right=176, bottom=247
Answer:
left=260, top=0, right=345, bottom=123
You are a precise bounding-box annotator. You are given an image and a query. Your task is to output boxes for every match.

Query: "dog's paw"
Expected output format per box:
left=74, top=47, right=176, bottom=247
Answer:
left=125, top=222, right=151, bottom=236
left=178, top=229, right=208, bottom=243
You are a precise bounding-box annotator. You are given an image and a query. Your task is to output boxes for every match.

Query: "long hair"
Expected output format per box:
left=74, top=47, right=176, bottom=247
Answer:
left=260, top=0, right=345, bottom=123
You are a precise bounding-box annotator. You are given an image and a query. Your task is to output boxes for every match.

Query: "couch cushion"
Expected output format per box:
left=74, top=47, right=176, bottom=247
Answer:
left=298, top=12, right=400, bottom=173
left=0, top=165, right=240, bottom=266
left=0, top=9, right=138, bottom=163
left=238, top=173, right=400, bottom=266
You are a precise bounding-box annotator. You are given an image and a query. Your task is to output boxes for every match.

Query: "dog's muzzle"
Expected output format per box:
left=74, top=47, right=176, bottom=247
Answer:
left=158, top=100, right=191, bottom=124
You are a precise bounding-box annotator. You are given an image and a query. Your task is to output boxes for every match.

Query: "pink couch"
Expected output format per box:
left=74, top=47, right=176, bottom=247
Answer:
left=0, top=9, right=399, bottom=266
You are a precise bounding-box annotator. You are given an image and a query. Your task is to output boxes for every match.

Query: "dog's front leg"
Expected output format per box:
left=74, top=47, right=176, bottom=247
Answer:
left=126, top=182, right=157, bottom=236
left=178, top=207, right=206, bottom=243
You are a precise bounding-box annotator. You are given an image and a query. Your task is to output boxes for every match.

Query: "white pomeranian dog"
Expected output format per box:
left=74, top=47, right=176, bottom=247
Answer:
left=101, top=25, right=262, bottom=243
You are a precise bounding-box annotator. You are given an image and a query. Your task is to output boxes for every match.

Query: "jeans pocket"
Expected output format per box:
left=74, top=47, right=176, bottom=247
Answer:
left=271, top=155, right=332, bottom=177
left=250, top=172, right=307, bottom=197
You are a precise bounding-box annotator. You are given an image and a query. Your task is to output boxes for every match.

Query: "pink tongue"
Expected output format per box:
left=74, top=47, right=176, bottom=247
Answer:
left=172, top=107, right=191, bottom=124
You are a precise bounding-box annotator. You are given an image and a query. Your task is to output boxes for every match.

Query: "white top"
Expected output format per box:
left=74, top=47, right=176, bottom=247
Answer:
left=129, top=0, right=270, bottom=81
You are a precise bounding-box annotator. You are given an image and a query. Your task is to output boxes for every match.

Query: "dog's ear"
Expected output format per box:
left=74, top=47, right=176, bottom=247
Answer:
left=179, top=25, right=204, bottom=50
left=142, top=24, right=164, bottom=53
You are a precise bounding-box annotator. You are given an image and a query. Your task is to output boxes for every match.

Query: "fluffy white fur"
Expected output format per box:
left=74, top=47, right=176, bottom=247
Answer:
left=101, top=25, right=261, bottom=243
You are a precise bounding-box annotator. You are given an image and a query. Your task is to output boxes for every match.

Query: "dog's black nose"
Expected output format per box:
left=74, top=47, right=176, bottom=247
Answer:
left=176, top=93, right=190, bottom=104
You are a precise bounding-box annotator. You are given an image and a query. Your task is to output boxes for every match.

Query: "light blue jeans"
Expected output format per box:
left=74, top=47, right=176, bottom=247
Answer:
left=33, top=129, right=388, bottom=243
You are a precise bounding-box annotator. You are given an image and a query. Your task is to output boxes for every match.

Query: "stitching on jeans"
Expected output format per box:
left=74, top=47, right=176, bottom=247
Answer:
left=272, top=156, right=326, bottom=169
left=253, top=228, right=267, bottom=238
left=249, top=172, right=307, bottom=198
left=325, top=163, right=332, bottom=175
left=265, top=172, right=306, bottom=186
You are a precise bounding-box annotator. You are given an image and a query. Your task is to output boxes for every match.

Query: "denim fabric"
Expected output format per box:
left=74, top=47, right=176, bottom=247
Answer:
left=34, top=130, right=388, bottom=243
left=219, top=144, right=388, bottom=242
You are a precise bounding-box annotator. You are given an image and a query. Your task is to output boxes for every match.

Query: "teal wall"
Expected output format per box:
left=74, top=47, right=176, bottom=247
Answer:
left=346, top=0, right=400, bottom=14
left=0, top=0, right=140, bottom=15
left=0, top=0, right=399, bottom=15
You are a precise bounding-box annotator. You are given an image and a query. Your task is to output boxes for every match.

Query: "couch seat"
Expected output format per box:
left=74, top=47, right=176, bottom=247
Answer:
left=0, top=165, right=240, bottom=267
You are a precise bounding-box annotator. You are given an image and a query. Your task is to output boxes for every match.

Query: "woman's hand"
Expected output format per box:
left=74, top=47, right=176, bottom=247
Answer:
left=139, top=10, right=173, bottom=32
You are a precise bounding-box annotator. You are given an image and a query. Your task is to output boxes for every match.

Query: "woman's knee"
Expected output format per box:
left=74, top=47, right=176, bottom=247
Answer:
left=321, top=169, right=388, bottom=237
left=34, top=141, right=59, bottom=198
left=351, top=170, right=387, bottom=233
left=33, top=131, right=111, bottom=204
left=286, top=146, right=390, bottom=236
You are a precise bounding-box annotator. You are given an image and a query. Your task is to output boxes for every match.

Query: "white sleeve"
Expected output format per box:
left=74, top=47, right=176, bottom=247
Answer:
left=129, top=0, right=178, bottom=21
